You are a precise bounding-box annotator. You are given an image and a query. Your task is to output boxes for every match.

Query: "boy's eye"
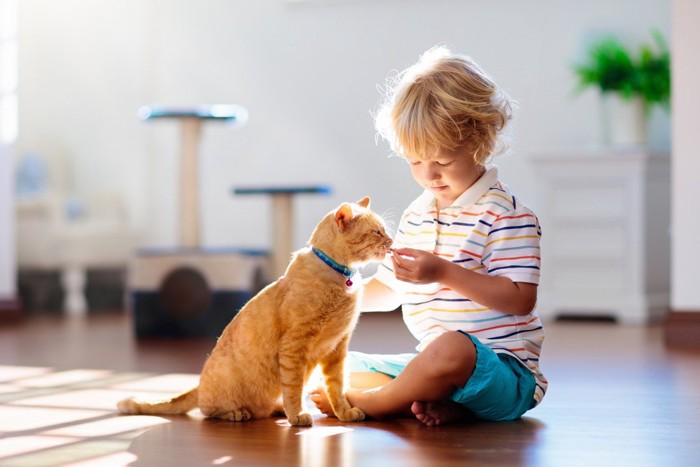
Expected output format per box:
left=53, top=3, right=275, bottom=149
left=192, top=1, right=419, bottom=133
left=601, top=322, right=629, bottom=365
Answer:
left=436, top=160, right=454, bottom=167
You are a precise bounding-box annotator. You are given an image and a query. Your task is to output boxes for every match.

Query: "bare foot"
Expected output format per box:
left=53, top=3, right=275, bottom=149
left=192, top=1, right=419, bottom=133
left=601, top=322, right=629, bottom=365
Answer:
left=309, top=387, right=336, bottom=418
left=411, top=400, right=472, bottom=426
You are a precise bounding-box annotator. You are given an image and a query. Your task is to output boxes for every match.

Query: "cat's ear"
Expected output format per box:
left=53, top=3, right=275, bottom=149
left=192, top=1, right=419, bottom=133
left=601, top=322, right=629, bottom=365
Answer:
left=356, top=196, right=371, bottom=208
left=335, top=203, right=355, bottom=232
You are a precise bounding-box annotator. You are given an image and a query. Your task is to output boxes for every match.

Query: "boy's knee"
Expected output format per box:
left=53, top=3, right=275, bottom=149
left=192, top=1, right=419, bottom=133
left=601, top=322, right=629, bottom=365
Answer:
left=420, top=332, right=476, bottom=386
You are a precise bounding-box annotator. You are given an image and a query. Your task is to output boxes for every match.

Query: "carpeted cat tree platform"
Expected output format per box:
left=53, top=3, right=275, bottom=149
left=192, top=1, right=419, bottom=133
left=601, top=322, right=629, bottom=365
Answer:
left=129, top=105, right=269, bottom=338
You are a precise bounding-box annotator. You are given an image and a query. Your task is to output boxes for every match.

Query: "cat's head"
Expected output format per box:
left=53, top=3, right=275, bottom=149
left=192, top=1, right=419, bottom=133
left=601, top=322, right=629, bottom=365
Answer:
left=310, top=197, right=392, bottom=266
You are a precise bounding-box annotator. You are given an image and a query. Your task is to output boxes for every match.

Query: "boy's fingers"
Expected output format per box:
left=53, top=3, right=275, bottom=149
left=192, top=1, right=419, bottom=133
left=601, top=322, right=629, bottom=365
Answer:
left=392, top=248, right=421, bottom=265
left=392, top=261, right=415, bottom=283
left=392, top=247, right=416, bottom=257
left=391, top=253, right=406, bottom=267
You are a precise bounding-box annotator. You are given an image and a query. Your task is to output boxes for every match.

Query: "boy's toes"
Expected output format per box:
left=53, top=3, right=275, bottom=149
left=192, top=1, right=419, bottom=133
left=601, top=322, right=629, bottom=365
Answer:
left=309, top=391, right=335, bottom=417
left=411, top=401, right=426, bottom=416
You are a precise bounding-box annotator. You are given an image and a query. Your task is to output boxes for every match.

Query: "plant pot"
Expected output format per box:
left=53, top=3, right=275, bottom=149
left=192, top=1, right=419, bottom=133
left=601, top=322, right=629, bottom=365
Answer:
left=600, top=93, right=647, bottom=147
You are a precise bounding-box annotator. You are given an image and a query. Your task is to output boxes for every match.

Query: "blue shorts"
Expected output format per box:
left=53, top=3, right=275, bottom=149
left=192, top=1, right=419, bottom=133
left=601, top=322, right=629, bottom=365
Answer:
left=347, top=332, right=536, bottom=421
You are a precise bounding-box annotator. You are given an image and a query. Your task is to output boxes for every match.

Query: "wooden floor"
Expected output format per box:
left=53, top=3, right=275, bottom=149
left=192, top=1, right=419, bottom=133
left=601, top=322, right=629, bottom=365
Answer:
left=0, top=310, right=699, bottom=466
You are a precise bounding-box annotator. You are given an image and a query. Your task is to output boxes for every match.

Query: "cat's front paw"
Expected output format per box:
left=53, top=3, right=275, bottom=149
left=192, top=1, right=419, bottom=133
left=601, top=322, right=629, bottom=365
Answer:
left=337, top=407, right=365, bottom=422
left=288, top=412, right=314, bottom=426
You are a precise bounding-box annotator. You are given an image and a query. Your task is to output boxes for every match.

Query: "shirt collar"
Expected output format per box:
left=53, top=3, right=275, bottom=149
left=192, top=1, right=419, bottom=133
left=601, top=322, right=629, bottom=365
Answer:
left=415, top=166, right=499, bottom=211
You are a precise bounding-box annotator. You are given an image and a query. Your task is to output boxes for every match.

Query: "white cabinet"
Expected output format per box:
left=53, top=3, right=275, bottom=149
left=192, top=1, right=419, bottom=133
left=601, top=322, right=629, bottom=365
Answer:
left=530, top=150, right=670, bottom=324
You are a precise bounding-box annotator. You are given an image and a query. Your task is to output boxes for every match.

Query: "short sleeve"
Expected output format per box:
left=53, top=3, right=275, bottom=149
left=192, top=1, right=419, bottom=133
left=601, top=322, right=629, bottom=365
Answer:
left=482, top=208, right=541, bottom=285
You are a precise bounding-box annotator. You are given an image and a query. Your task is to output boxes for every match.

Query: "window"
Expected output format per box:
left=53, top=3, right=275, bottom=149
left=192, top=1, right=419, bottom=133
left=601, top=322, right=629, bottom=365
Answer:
left=0, top=0, right=18, bottom=303
left=0, top=0, right=18, bottom=145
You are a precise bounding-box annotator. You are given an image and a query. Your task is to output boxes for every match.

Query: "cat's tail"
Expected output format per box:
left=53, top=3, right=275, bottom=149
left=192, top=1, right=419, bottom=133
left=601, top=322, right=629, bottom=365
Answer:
left=117, top=386, right=199, bottom=415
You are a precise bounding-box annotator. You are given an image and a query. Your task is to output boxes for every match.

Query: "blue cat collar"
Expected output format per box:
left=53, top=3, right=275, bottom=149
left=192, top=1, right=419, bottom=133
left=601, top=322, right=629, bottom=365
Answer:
left=311, top=247, right=357, bottom=287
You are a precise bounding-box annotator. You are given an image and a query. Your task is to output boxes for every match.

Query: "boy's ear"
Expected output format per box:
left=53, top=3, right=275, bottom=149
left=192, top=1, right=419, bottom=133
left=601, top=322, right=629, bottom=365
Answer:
left=335, top=203, right=355, bottom=232
left=356, top=196, right=371, bottom=208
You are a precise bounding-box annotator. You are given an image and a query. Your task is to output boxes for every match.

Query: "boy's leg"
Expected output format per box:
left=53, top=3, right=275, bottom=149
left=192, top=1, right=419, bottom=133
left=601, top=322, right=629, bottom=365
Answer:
left=309, top=372, right=395, bottom=417
left=350, top=372, right=394, bottom=389
left=343, top=331, right=476, bottom=419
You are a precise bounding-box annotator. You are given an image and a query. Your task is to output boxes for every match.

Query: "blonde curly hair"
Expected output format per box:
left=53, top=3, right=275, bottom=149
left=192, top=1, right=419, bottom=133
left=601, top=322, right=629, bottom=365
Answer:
left=375, top=46, right=514, bottom=166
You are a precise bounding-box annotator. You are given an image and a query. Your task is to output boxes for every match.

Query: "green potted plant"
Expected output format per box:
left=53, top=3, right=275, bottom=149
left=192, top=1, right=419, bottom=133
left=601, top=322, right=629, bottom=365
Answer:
left=573, top=31, right=670, bottom=146
left=636, top=32, right=671, bottom=112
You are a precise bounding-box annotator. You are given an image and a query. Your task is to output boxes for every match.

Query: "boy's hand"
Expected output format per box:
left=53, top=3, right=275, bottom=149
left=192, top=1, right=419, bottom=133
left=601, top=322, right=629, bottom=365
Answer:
left=390, top=248, right=447, bottom=284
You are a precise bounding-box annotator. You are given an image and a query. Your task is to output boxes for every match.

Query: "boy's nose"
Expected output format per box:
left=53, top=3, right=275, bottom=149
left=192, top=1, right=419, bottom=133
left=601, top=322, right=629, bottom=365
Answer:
left=426, top=167, right=441, bottom=180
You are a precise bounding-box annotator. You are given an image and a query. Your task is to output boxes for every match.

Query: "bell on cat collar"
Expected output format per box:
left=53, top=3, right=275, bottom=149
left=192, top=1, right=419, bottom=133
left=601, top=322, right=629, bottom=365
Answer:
left=343, top=268, right=354, bottom=287
left=312, top=246, right=357, bottom=287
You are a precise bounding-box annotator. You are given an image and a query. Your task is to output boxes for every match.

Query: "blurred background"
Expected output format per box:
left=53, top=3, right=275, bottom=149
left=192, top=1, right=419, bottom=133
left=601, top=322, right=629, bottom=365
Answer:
left=0, top=0, right=696, bottom=338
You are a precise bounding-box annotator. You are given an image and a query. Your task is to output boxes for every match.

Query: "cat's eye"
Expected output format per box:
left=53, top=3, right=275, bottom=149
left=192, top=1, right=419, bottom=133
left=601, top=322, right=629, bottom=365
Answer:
left=372, top=230, right=383, bottom=236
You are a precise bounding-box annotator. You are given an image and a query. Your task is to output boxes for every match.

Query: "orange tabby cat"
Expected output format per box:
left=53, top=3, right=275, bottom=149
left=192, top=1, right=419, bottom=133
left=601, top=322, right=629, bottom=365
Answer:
left=117, top=197, right=392, bottom=426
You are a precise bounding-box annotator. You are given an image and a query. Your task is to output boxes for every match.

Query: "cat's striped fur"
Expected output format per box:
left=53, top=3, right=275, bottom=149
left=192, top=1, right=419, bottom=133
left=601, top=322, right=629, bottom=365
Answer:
left=117, top=197, right=392, bottom=426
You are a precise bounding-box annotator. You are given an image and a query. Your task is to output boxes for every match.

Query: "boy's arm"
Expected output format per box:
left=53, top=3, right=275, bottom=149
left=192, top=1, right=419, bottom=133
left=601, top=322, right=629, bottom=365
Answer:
left=391, top=248, right=537, bottom=316
left=360, top=277, right=402, bottom=312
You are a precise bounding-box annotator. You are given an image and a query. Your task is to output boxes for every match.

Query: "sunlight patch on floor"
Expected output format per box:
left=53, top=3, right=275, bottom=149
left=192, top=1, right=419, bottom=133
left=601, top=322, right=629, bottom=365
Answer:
left=0, top=364, right=190, bottom=466
left=42, top=415, right=170, bottom=437
left=111, top=373, right=200, bottom=392
left=0, top=365, right=52, bottom=382
left=211, top=455, right=234, bottom=465
left=0, top=384, right=22, bottom=394
left=63, top=451, right=138, bottom=467
left=0, top=405, right=112, bottom=432
left=15, top=369, right=115, bottom=388
left=296, top=426, right=354, bottom=438
left=0, top=435, right=79, bottom=459
left=7, top=388, right=175, bottom=411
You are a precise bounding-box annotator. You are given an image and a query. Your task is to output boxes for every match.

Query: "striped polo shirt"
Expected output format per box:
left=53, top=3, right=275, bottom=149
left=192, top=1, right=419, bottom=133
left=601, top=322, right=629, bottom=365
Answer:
left=375, top=166, right=547, bottom=404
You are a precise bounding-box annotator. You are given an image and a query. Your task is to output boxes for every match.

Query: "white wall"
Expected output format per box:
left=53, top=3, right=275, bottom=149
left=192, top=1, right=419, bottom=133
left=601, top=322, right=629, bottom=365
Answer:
left=671, top=0, right=700, bottom=311
left=17, top=0, right=670, bottom=254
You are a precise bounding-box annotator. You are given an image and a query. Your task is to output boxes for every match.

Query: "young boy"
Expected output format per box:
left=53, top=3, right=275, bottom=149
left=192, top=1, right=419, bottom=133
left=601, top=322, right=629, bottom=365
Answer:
left=311, top=46, right=546, bottom=426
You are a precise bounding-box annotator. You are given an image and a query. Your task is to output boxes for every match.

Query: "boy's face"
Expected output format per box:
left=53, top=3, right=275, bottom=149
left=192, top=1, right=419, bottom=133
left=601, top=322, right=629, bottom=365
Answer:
left=406, top=146, right=483, bottom=209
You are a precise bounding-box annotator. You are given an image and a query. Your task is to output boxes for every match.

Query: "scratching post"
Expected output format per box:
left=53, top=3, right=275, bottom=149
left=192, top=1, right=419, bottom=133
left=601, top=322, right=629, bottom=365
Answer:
left=271, top=193, right=292, bottom=278
left=130, top=105, right=269, bottom=338
left=179, top=117, right=202, bottom=248
left=138, top=105, right=247, bottom=247
left=233, top=186, right=331, bottom=278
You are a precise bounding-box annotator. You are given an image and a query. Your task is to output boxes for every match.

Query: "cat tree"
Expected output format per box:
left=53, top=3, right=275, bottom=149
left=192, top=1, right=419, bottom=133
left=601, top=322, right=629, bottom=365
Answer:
left=129, top=105, right=269, bottom=337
